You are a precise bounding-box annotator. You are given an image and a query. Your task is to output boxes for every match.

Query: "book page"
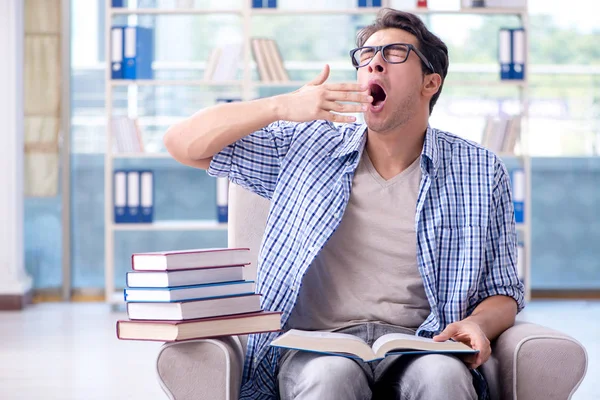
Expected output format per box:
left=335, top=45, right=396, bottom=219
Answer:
left=271, top=329, right=376, bottom=361
left=283, top=329, right=368, bottom=343
left=372, top=332, right=424, bottom=356
left=372, top=332, right=474, bottom=358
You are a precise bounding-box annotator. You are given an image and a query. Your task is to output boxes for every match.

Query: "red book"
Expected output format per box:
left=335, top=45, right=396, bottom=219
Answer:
left=131, top=247, right=251, bottom=271
left=417, top=0, right=427, bottom=7
left=116, top=311, right=282, bottom=342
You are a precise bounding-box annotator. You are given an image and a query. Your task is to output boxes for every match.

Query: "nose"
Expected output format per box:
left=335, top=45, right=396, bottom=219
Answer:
left=368, top=50, right=386, bottom=73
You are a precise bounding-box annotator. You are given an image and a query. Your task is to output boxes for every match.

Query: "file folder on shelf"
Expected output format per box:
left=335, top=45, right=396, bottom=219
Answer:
left=111, top=27, right=124, bottom=79
left=499, top=28, right=512, bottom=80
left=511, top=28, right=526, bottom=80
left=216, top=177, right=229, bottom=223
left=114, top=170, right=128, bottom=223
left=512, top=168, right=525, bottom=224
left=123, top=26, right=154, bottom=80
left=358, top=0, right=382, bottom=7
left=140, top=170, right=154, bottom=223
left=252, top=0, right=276, bottom=7
left=126, top=170, right=141, bottom=223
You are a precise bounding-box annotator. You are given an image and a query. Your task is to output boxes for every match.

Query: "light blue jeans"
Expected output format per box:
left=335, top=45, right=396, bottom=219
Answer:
left=277, top=323, right=480, bottom=400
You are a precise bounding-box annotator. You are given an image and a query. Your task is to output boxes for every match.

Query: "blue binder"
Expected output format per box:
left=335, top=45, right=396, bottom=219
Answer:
left=139, top=170, right=154, bottom=223
left=216, top=177, right=229, bottom=223
left=510, top=28, right=525, bottom=80
left=114, top=170, right=128, bottom=223
left=111, top=26, right=124, bottom=80
left=358, top=0, right=381, bottom=6
left=267, top=0, right=277, bottom=7
left=499, top=28, right=512, bottom=80
left=125, top=170, right=141, bottom=223
left=512, top=169, right=525, bottom=224
left=123, top=26, right=154, bottom=80
left=112, top=0, right=124, bottom=7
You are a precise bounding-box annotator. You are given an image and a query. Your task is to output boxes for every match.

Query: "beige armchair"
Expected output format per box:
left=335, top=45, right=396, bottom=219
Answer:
left=155, top=183, right=588, bottom=400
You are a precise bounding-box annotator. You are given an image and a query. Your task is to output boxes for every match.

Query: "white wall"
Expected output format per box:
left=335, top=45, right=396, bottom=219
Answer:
left=0, top=0, right=33, bottom=300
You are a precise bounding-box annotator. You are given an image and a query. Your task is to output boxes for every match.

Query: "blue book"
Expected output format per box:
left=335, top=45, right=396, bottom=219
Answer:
left=123, top=280, right=256, bottom=302
left=267, top=0, right=277, bottom=7
left=112, top=0, right=124, bottom=7
left=139, top=170, right=154, bottom=223
left=113, top=170, right=128, bottom=223
left=252, top=0, right=265, bottom=7
left=110, top=26, right=124, bottom=79
left=123, top=26, right=154, bottom=80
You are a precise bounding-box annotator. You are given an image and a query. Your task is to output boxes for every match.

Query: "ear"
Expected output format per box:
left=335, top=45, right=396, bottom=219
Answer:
left=422, top=73, right=442, bottom=99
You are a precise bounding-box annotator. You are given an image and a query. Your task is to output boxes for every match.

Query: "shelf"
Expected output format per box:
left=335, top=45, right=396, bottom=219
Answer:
left=250, top=7, right=527, bottom=16
left=249, top=80, right=526, bottom=89
left=112, top=220, right=228, bottom=231
left=112, top=152, right=172, bottom=159
left=446, top=80, right=527, bottom=87
left=110, top=79, right=243, bottom=87
left=109, top=79, right=525, bottom=89
left=108, top=7, right=526, bottom=17
left=110, top=8, right=242, bottom=15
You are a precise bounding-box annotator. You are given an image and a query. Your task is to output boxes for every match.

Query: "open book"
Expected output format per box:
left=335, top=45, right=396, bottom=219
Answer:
left=271, top=329, right=478, bottom=362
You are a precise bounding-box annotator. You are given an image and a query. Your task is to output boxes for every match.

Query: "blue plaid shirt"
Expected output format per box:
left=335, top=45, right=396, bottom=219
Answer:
left=208, top=120, right=525, bottom=400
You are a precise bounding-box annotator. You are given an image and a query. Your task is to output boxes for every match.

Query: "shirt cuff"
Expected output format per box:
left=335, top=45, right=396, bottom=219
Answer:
left=206, top=143, right=235, bottom=178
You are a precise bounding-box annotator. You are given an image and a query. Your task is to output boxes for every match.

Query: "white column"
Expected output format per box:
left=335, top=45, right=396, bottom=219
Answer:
left=0, top=0, right=33, bottom=307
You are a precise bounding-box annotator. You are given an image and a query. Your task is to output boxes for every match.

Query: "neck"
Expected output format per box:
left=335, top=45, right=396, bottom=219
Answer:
left=365, top=119, right=427, bottom=180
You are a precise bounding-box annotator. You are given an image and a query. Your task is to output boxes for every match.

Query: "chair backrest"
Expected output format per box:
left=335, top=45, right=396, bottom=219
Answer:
left=227, top=182, right=270, bottom=281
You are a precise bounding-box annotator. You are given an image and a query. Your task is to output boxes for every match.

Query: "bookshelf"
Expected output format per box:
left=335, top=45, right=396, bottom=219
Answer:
left=104, top=1, right=531, bottom=304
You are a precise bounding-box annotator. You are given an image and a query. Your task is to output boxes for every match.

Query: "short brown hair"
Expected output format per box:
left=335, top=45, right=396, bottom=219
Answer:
left=357, top=8, right=449, bottom=115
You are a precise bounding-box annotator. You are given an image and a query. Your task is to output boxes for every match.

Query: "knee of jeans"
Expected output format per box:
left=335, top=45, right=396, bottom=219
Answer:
left=303, top=356, right=366, bottom=387
left=404, top=355, right=476, bottom=398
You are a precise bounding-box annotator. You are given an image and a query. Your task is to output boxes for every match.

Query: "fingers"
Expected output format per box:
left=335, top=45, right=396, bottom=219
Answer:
left=324, top=82, right=368, bottom=92
left=324, top=90, right=373, bottom=104
left=322, top=100, right=369, bottom=114
left=433, top=324, right=458, bottom=342
left=319, top=111, right=358, bottom=123
left=307, top=64, right=331, bottom=86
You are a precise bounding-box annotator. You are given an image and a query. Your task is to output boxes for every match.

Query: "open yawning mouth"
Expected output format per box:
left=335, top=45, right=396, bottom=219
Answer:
left=368, top=81, right=387, bottom=113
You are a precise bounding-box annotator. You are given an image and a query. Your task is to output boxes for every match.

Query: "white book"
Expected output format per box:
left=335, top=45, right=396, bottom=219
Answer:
left=127, top=293, right=262, bottom=320
left=123, top=280, right=255, bottom=302
left=131, top=247, right=251, bottom=271
left=126, top=265, right=245, bottom=288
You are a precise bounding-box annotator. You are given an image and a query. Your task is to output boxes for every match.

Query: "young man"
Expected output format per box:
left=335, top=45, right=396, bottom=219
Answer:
left=164, top=8, right=524, bottom=400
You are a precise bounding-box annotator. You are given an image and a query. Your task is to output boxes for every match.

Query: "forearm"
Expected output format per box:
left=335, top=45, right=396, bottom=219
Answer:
left=464, top=295, right=517, bottom=341
left=163, top=96, right=283, bottom=162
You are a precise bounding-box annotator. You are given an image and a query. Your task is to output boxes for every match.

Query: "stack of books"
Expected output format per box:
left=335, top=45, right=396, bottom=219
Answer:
left=116, top=247, right=282, bottom=342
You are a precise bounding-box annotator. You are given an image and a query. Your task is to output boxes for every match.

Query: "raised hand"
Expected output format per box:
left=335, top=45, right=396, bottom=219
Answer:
left=277, top=64, right=373, bottom=123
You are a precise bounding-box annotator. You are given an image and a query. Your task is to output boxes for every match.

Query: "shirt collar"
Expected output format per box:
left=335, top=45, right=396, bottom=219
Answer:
left=329, top=123, right=440, bottom=177
left=421, top=125, right=440, bottom=178
left=328, top=123, right=368, bottom=160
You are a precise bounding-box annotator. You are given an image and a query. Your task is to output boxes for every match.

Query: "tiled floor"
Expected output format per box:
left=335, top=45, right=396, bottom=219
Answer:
left=0, top=300, right=598, bottom=399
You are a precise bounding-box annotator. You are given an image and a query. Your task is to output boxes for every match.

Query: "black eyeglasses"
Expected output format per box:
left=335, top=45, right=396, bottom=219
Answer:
left=349, top=43, right=435, bottom=73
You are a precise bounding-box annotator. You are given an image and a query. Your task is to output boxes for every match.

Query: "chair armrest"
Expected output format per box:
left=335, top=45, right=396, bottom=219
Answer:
left=492, top=321, right=588, bottom=400
left=156, top=335, right=245, bottom=400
